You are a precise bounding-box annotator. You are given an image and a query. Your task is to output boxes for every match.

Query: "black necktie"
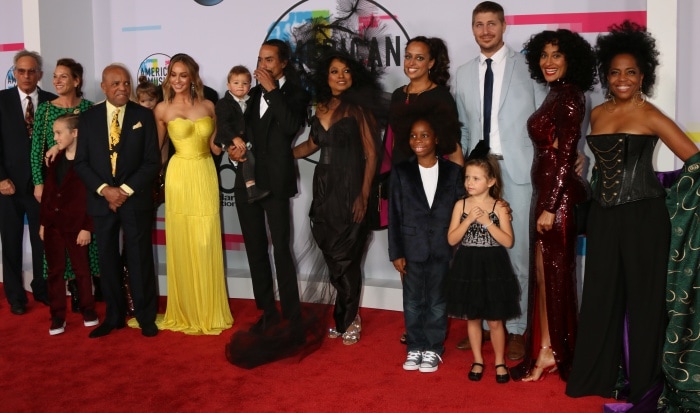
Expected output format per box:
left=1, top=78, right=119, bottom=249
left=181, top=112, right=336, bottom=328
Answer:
left=483, top=58, right=493, bottom=146
left=25, top=96, right=34, bottom=138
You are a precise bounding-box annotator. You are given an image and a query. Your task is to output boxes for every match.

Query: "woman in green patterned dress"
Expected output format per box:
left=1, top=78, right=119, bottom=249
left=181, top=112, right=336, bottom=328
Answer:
left=30, top=58, right=99, bottom=309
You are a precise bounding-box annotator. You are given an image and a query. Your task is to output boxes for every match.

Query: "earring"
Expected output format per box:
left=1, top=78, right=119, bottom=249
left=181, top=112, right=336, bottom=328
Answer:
left=603, top=90, right=616, bottom=112
left=633, top=90, right=647, bottom=107
left=190, top=83, right=196, bottom=99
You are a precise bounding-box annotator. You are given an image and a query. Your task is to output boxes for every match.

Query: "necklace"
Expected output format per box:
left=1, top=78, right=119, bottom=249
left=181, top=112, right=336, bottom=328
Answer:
left=405, top=82, right=433, bottom=104
left=52, top=99, right=82, bottom=114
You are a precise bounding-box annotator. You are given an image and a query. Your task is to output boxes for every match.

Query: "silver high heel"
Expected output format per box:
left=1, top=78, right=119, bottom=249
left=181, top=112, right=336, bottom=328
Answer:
left=342, top=314, right=361, bottom=345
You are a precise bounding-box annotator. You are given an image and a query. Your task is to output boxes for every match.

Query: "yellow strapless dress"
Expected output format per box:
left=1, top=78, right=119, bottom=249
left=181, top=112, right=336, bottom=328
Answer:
left=159, top=116, right=233, bottom=335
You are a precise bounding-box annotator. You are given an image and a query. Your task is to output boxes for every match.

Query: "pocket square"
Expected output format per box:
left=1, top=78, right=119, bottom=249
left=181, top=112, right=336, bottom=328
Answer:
left=132, top=122, right=142, bottom=130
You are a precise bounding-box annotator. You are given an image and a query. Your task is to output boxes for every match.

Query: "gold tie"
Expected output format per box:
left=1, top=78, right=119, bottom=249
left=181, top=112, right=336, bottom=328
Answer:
left=109, top=108, right=121, bottom=176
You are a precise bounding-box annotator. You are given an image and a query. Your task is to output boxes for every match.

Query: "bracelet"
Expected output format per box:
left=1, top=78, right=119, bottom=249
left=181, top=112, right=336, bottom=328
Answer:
left=482, top=222, right=493, bottom=229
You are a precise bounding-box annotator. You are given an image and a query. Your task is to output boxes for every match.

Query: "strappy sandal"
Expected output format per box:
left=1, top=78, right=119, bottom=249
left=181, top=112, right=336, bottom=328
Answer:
left=342, top=315, right=362, bottom=345
left=522, top=346, right=557, bottom=382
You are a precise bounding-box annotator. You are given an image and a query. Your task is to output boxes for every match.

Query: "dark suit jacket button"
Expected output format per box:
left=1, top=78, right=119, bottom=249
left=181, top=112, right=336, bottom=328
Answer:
left=428, top=230, right=434, bottom=234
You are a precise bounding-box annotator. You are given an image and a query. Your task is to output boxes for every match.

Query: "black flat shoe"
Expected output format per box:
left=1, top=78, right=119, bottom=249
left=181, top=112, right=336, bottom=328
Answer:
left=495, top=364, right=510, bottom=384
left=468, top=362, right=484, bottom=381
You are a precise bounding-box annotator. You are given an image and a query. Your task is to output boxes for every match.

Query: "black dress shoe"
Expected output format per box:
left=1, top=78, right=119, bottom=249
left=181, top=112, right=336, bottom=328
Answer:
left=246, top=186, right=271, bottom=204
left=249, top=311, right=281, bottom=334
left=468, top=362, right=484, bottom=381
left=141, top=323, right=159, bottom=337
left=88, top=322, right=125, bottom=338
left=34, top=296, right=50, bottom=306
left=495, top=364, right=510, bottom=384
left=10, top=303, right=26, bottom=315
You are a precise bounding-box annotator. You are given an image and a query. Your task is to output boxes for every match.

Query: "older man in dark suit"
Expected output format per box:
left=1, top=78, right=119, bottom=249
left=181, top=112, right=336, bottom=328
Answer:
left=75, top=64, right=161, bottom=338
left=228, top=39, right=310, bottom=333
left=0, top=50, right=56, bottom=315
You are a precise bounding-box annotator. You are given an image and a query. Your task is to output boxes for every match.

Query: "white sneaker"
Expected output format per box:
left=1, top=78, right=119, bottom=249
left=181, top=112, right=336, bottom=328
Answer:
left=49, top=318, right=66, bottom=336
left=419, top=351, right=442, bottom=373
left=403, top=351, right=422, bottom=371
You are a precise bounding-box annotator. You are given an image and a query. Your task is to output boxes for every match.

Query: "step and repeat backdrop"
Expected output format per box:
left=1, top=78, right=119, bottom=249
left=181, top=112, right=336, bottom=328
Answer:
left=1, top=0, right=698, bottom=293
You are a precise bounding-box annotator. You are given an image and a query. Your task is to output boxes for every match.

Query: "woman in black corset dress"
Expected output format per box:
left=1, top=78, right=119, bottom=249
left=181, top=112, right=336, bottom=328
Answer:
left=510, top=29, right=595, bottom=382
left=566, top=21, right=698, bottom=405
left=293, top=51, right=382, bottom=345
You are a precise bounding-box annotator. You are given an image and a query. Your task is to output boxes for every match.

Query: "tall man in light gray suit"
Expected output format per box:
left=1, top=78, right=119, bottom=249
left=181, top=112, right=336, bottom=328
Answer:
left=454, top=1, right=546, bottom=360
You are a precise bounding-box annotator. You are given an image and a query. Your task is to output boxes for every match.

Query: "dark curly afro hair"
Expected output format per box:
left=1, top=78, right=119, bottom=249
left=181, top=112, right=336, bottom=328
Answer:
left=392, top=100, right=461, bottom=158
left=523, top=29, right=597, bottom=91
left=311, top=49, right=381, bottom=105
left=595, top=20, right=659, bottom=96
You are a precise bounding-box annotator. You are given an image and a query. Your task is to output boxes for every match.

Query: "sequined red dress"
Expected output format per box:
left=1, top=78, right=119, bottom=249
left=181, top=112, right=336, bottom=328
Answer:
left=511, top=79, right=588, bottom=381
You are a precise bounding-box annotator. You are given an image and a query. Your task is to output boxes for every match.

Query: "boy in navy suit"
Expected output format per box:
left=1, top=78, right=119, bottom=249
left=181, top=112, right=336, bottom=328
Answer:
left=215, top=65, right=268, bottom=203
left=388, top=106, right=465, bottom=373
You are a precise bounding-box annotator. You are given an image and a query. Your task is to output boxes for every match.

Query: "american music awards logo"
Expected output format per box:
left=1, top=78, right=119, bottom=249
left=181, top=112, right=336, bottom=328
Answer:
left=267, top=0, right=410, bottom=89
left=137, top=53, right=171, bottom=86
left=193, top=0, right=223, bottom=5
left=5, top=66, right=17, bottom=89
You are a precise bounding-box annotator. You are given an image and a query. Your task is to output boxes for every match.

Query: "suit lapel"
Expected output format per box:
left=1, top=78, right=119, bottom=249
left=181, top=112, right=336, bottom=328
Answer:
left=469, top=60, right=482, bottom=118
left=93, top=103, right=111, bottom=168
left=499, top=50, right=516, bottom=110
left=254, top=85, right=274, bottom=146
left=408, top=161, right=430, bottom=209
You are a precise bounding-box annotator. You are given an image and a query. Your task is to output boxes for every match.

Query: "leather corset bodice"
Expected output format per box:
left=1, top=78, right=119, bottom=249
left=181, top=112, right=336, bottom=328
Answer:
left=587, top=133, right=665, bottom=208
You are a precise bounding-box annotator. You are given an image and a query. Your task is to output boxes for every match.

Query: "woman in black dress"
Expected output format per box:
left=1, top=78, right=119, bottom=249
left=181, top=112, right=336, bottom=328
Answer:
left=293, top=51, right=382, bottom=345
left=387, top=36, right=463, bottom=167
left=566, top=21, right=698, bottom=406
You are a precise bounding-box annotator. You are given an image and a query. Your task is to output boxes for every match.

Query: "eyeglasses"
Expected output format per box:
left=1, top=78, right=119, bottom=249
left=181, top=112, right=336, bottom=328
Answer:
left=15, top=68, right=39, bottom=76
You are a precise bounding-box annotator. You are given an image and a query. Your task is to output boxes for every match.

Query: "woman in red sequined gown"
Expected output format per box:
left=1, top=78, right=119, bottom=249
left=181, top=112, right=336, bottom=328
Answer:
left=511, top=29, right=595, bottom=382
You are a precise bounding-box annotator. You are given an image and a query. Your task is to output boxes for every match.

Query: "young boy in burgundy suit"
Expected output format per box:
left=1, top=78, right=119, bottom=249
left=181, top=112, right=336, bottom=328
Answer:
left=40, top=114, right=97, bottom=335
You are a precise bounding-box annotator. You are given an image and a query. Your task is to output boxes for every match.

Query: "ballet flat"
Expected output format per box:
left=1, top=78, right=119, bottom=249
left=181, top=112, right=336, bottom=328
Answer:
left=495, top=364, right=510, bottom=384
left=468, top=362, right=484, bottom=381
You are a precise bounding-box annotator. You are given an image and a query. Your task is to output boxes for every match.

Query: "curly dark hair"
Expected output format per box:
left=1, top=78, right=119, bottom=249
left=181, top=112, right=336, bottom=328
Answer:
left=595, top=20, right=659, bottom=96
left=406, top=36, right=451, bottom=86
left=393, top=101, right=460, bottom=157
left=523, top=29, right=596, bottom=91
left=55, top=58, right=85, bottom=97
left=311, top=49, right=380, bottom=104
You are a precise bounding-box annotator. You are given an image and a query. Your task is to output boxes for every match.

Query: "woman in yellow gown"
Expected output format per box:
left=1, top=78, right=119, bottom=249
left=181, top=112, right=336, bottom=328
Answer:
left=153, top=53, right=233, bottom=334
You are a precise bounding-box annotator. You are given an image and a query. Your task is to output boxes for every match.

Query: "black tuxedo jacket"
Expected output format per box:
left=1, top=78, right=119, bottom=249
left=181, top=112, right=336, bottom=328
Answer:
left=239, top=81, right=309, bottom=199
left=388, top=157, right=465, bottom=263
left=214, top=91, right=246, bottom=147
left=74, top=100, right=161, bottom=215
left=0, top=87, right=57, bottom=194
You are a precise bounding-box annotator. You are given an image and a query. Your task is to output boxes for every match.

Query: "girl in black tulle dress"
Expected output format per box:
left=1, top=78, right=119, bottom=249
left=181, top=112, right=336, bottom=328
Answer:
left=447, top=155, right=520, bottom=383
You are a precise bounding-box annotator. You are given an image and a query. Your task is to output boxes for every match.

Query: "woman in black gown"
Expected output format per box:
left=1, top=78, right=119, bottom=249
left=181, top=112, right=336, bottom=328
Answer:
left=293, top=51, right=381, bottom=345
left=510, top=29, right=595, bottom=382
left=387, top=36, right=463, bottom=167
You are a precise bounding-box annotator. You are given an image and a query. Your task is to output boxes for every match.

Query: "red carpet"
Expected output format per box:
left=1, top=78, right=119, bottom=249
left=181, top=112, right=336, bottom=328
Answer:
left=1, top=283, right=610, bottom=412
